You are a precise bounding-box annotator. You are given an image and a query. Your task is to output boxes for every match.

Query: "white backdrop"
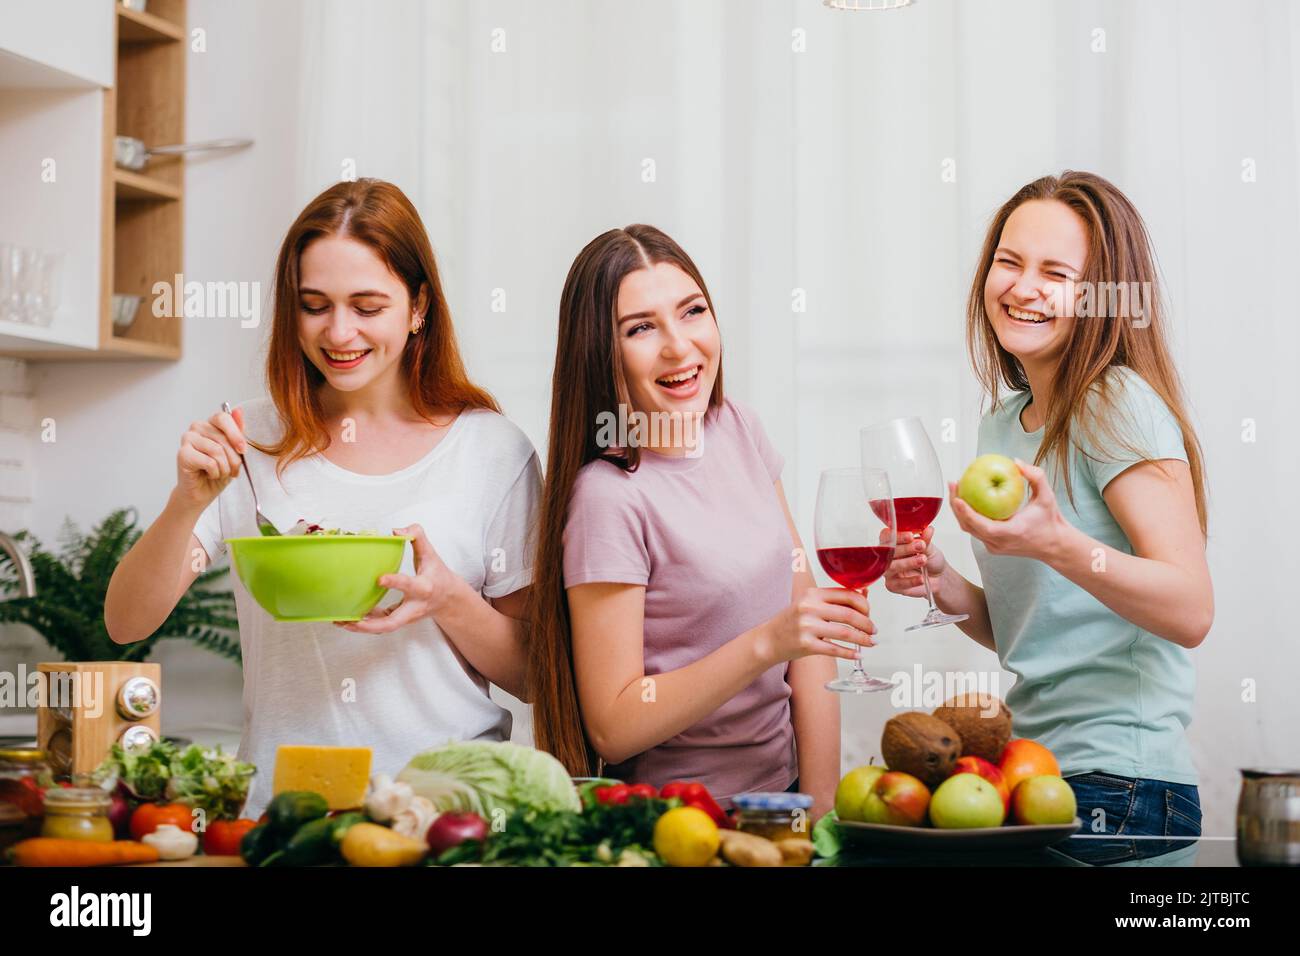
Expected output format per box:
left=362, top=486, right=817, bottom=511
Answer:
left=22, top=0, right=1296, bottom=841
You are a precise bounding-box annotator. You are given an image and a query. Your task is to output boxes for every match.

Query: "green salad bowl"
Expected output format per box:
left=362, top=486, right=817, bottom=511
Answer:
left=225, top=535, right=411, bottom=622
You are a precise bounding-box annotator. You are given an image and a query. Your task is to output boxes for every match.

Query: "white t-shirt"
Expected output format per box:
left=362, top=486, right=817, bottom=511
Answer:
left=192, top=396, right=541, bottom=818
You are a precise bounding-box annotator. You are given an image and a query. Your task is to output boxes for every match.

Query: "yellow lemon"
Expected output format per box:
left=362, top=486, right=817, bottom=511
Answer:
left=653, top=806, right=721, bottom=867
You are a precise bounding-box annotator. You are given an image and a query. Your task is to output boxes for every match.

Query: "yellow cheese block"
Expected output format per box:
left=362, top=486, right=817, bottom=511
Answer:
left=272, top=745, right=373, bottom=810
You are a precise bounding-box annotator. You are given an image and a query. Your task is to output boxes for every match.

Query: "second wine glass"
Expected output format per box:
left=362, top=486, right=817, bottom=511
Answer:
left=860, top=417, right=969, bottom=631
left=815, top=467, right=897, bottom=693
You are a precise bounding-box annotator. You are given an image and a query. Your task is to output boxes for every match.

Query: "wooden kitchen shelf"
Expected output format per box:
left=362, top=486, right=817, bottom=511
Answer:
left=113, top=167, right=181, bottom=201
left=117, top=6, right=185, bottom=45
left=0, top=0, right=186, bottom=362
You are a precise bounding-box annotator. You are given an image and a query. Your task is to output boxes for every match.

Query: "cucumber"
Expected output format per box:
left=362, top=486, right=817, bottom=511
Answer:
left=267, top=791, right=329, bottom=832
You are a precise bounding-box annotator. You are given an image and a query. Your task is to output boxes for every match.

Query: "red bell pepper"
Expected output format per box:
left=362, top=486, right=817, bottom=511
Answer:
left=660, top=781, right=732, bottom=828
left=594, top=784, right=630, bottom=805
left=594, top=782, right=660, bottom=805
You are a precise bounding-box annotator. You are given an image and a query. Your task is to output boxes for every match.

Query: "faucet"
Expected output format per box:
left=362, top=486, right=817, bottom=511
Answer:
left=0, top=532, right=36, bottom=598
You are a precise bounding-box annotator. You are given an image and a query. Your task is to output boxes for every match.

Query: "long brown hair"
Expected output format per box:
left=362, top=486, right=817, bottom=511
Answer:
left=966, top=171, right=1207, bottom=534
left=527, top=225, right=724, bottom=774
left=252, top=178, right=497, bottom=473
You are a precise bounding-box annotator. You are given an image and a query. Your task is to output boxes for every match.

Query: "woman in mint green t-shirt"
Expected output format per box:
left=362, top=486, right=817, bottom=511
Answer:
left=884, top=172, right=1212, bottom=847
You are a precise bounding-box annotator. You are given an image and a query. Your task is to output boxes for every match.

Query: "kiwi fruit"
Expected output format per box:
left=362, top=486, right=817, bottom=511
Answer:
left=932, top=694, right=1012, bottom=763
left=880, top=712, right=962, bottom=787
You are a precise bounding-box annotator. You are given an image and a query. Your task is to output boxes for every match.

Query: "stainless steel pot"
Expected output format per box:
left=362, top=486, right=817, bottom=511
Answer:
left=1237, top=768, right=1300, bottom=866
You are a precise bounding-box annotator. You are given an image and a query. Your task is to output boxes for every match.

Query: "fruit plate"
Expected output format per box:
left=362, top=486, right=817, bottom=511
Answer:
left=836, top=818, right=1081, bottom=851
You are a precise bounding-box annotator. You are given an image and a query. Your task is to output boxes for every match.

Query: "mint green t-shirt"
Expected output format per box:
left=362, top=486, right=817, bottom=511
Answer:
left=972, top=366, right=1198, bottom=785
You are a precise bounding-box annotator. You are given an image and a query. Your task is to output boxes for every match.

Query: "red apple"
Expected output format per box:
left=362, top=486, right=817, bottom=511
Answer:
left=998, top=738, right=1060, bottom=795
left=860, top=771, right=931, bottom=827
left=1011, top=775, right=1077, bottom=825
left=951, top=755, right=1011, bottom=816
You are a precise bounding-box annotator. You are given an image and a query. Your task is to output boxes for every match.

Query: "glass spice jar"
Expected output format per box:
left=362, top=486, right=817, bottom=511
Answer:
left=41, top=787, right=114, bottom=842
left=732, top=791, right=815, bottom=842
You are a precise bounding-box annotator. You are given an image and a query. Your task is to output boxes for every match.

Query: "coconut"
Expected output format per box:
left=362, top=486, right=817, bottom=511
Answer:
left=932, top=693, right=1013, bottom=764
left=880, top=712, right=962, bottom=788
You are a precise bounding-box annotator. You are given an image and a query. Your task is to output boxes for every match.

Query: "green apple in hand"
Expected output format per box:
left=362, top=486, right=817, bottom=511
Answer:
left=957, top=454, right=1027, bottom=520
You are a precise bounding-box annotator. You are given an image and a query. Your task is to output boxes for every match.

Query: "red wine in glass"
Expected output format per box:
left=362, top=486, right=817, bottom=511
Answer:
left=870, top=496, right=941, bottom=535
left=815, top=467, right=898, bottom=694
left=861, top=418, right=969, bottom=631
left=816, top=546, right=893, bottom=591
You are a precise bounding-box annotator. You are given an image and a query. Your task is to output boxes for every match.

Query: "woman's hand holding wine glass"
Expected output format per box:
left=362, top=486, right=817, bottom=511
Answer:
left=883, top=526, right=954, bottom=600
left=759, top=588, right=876, bottom=665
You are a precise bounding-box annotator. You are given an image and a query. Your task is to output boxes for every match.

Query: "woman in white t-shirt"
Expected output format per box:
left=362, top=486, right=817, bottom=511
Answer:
left=105, top=179, right=540, bottom=817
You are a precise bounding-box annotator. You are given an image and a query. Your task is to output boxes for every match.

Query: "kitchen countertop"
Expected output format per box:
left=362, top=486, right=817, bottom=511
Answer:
left=827, top=834, right=1237, bottom=867
left=126, top=836, right=1239, bottom=868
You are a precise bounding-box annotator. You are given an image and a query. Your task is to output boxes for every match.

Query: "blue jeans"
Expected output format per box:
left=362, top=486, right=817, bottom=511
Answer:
left=1055, top=771, right=1202, bottom=865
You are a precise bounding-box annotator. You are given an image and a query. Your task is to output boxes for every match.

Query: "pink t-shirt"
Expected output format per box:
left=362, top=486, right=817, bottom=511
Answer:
left=562, top=398, right=798, bottom=800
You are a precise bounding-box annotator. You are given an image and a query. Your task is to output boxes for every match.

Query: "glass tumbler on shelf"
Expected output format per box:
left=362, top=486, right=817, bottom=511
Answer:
left=19, top=248, right=47, bottom=326
left=31, top=250, right=62, bottom=327
left=1, top=243, right=24, bottom=324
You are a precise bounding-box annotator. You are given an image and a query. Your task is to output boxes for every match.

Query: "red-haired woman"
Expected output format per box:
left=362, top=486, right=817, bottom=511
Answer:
left=105, top=179, right=539, bottom=818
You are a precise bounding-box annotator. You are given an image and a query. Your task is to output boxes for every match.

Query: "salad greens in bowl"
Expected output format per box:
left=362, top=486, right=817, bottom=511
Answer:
left=226, top=520, right=410, bottom=622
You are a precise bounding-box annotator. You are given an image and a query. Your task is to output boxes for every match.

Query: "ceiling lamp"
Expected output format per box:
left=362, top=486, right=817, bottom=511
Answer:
left=823, top=0, right=915, bottom=10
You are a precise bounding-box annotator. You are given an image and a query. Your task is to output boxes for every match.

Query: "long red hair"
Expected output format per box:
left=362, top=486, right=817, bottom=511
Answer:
left=252, top=178, right=497, bottom=471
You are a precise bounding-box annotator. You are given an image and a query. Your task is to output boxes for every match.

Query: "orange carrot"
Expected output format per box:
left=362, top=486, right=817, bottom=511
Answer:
left=9, top=838, right=161, bottom=867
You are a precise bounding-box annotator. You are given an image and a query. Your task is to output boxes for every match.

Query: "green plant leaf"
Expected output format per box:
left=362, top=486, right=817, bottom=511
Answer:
left=0, top=508, right=240, bottom=664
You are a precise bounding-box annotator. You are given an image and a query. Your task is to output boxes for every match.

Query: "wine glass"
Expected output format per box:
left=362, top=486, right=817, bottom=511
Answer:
left=815, top=467, right=897, bottom=693
left=860, top=417, right=969, bottom=631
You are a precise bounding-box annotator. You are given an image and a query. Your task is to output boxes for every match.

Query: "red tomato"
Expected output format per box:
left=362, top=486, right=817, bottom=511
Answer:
left=627, top=783, right=657, bottom=800
left=129, top=802, right=196, bottom=841
left=203, top=818, right=258, bottom=856
left=595, top=784, right=631, bottom=805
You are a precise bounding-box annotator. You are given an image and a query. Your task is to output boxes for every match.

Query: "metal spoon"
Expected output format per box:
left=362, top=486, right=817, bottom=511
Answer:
left=222, top=401, right=279, bottom=536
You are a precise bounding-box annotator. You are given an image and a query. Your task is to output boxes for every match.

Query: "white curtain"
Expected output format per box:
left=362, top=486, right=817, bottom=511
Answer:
left=296, top=0, right=1300, bottom=837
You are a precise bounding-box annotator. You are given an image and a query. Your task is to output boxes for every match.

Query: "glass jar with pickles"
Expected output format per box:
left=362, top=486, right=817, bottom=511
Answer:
left=732, top=791, right=815, bottom=842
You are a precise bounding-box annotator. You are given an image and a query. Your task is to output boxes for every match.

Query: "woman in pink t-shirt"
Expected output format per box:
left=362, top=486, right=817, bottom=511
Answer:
left=527, top=224, right=875, bottom=815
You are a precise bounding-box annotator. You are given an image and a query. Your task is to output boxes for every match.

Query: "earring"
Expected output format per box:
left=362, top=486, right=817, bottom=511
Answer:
left=410, top=315, right=424, bottom=335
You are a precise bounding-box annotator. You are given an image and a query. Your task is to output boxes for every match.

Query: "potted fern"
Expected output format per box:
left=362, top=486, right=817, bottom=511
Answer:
left=0, top=508, right=240, bottom=663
